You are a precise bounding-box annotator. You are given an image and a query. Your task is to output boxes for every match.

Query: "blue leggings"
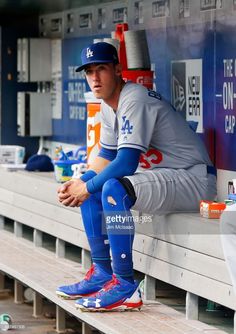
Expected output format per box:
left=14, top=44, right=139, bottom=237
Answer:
left=80, top=178, right=135, bottom=280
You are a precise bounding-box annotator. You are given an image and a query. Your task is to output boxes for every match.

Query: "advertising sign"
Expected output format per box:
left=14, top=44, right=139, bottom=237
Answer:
left=171, top=59, right=203, bottom=133
left=215, top=20, right=236, bottom=170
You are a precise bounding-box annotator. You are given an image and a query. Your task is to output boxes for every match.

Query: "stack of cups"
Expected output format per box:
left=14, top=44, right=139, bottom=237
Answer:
left=124, top=30, right=151, bottom=70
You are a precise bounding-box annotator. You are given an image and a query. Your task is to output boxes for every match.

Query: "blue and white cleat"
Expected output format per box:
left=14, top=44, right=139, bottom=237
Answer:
left=56, top=264, right=112, bottom=300
left=75, top=275, right=143, bottom=311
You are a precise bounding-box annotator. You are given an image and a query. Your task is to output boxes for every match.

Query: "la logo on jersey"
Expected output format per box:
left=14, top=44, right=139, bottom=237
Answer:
left=86, top=48, right=93, bottom=58
left=121, top=116, right=133, bottom=135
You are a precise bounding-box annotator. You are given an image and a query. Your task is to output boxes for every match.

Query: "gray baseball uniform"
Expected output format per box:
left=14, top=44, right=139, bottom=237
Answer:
left=100, top=82, right=216, bottom=214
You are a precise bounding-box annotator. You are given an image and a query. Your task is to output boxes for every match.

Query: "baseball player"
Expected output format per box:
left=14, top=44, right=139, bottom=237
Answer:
left=220, top=203, right=236, bottom=294
left=56, top=42, right=217, bottom=311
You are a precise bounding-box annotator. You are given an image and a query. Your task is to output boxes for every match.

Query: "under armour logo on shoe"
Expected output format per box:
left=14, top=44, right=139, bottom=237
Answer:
left=86, top=48, right=93, bottom=58
left=82, top=298, right=101, bottom=308
left=83, top=298, right=89, bottom=307
left=94, top=299, right=101, bottom=308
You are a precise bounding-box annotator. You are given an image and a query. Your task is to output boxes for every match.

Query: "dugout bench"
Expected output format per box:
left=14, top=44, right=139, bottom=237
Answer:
left=0, top=167, right=235, bottom=334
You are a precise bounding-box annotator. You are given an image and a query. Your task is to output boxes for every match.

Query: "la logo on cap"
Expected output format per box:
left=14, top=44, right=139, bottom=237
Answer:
left=86, top=48, right=93, bottom=58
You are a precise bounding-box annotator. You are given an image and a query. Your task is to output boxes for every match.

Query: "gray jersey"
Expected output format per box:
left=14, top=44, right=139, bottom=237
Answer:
left=100, top=82, right=212, bottom=170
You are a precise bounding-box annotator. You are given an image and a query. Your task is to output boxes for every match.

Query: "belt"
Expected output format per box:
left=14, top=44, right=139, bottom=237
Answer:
left=207, top=165, right=217, bottom=176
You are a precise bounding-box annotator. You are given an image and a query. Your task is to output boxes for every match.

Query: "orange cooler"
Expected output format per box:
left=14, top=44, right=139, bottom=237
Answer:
left=84, top=92, right=102, bottom=167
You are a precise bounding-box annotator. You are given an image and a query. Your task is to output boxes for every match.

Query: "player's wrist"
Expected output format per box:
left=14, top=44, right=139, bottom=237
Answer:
left=84, top=182, right=90, bottom=195
left=80, top=170, right=97, bottom=182
left=86, top=178, right=96, bottom=194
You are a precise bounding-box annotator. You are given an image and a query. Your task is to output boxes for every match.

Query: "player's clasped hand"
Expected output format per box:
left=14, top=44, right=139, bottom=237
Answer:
left=57, top=179, right=90, bottom=207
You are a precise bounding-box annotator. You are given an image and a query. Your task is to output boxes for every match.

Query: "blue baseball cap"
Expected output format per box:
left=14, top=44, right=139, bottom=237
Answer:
left=25, top=154, right=54, bottom=172
left=76, top=42, right=119, bottom=72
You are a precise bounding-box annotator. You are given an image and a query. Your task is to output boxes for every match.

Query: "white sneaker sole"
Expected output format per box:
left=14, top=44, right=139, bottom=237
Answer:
left=56, top=289, right=100, bottom=300
left=76, top=301, right=143, bottom=312
left=56, top=290, right=82, bottom=300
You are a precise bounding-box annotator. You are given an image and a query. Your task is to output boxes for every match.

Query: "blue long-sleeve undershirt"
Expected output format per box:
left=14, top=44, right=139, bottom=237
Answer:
left=86, top=147, right=141, bottom=194
left=98, top=146, right=117, bottom=161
